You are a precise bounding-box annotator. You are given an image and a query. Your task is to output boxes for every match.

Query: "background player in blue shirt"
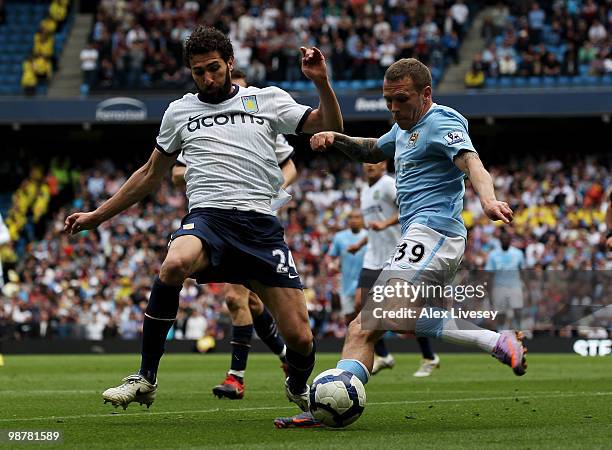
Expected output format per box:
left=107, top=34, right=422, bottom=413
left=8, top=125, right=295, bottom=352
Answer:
left=485, top=232, right=526, bottom=330
left=328, top=211, right=368, bottom=322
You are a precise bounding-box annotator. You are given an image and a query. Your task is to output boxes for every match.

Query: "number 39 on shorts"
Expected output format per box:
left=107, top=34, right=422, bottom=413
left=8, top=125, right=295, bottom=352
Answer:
left=394, top=239, right=425, bottom=264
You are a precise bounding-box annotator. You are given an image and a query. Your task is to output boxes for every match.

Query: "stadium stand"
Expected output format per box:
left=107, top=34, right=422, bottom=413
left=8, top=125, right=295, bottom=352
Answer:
left=468, top=0, right=611, bottom=89
left=0, top=0, right=73, bottom=96
left=84, top=0, right=475, bottom=93
left=1, top=152, right=609, bottom=341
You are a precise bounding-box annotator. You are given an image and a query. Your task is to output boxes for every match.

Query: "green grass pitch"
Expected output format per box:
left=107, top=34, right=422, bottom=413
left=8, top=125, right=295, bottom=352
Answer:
left=1, top=353, right=611, bottom=449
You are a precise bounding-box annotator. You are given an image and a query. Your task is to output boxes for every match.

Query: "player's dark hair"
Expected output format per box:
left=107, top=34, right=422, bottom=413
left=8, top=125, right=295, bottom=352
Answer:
left=384, top=58, right=432, bottom=92
left=184, top=26, right=233, bottom=67
left=231, top=69, right=247, bottom=81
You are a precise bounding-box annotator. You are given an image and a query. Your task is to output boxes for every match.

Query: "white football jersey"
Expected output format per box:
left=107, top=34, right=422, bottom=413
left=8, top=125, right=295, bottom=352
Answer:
left=157, top=85, right=310, bottom=214
left=175, top=133, right=293, bottom=166
left=360, top=174, right=401, bottom=270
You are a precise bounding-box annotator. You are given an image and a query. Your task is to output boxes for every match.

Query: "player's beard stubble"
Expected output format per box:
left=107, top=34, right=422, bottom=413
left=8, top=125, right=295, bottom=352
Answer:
left=197, top=69, right=233, bottom=103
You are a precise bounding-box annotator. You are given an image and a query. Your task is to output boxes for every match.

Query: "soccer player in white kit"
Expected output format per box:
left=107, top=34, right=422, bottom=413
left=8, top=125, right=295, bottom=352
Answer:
left=65, top=26, right=343, bottom=412
left=171, top=70, right=296, bottom=400
left=350, top=161, right=440, bottom=377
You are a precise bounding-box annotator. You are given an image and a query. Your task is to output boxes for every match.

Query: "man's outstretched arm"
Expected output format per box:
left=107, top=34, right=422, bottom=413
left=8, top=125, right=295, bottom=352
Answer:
left=65, top=149, right=177, bottom=234
left=310, top=132, right=388, bottom=163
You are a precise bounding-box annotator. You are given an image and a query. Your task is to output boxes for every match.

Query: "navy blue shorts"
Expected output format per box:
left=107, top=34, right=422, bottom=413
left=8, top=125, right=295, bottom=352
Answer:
left=170, top=207, right=302, bottom=289
left=358, top=268, right=382, bottom=290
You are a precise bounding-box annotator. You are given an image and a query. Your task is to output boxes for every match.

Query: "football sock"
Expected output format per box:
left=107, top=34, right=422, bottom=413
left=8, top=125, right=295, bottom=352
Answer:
left=229, top=324, right=253, bottom=381
left=252, top=307, right=285, bottom=355
left=139, top=277, right=181, bottom=384
left=415, top=307, right=500, bottom=353
left=285, top=342, right=316, bottom=394
left=373, top=338, right=389, bottom=357
left=417, top=337, right=435, bottom=360
left=336, top=359, right=370, bottom=385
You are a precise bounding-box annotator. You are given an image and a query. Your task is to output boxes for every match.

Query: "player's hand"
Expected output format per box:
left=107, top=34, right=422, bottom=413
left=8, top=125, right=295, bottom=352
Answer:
left=64, top=211, right=101, bottom=235
left=300, top=47, right=328, bottom=84
left=607, top=236, right=612, bottom=250
left=347, top=243, right=361, bottom=254
left=369, top=220, right=387, bottom=231
left=310, top=132, right=335, bottom=152
left=482, top=200, right=513, bottom=224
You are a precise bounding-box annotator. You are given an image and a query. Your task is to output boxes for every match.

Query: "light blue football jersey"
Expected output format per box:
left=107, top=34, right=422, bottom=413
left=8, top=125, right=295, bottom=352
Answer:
left=377, top=103, right=476, bottom=239
left=329, top=229, right=368, bottom=298
left=485, top=246, right=525, bottom=287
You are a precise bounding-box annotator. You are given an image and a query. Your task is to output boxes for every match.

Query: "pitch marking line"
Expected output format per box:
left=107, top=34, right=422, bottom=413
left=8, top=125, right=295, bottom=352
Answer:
left=1, top=391, right=611, bottom=423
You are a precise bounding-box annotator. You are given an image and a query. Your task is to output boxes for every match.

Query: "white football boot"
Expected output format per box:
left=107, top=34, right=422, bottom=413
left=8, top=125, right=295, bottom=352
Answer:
left=413, top=354, right=440, bottom=378
left=102, top=374, right=157, bottom=410
left=284, top=378, right=310, bottom=412
left=371, top=354, right=395, bottom=375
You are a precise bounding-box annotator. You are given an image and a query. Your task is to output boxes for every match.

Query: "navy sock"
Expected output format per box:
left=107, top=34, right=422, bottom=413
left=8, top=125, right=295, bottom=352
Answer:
left=229, top=324, right=253, bottom=379
left=285, top=342, right=316, bottom=394
left=252, top=307, right=285, bottom=355
left=417, top=337, right=435, bottom=360
left=374, top=338, right=389, bottom=357
left=139, top=277, right=181, bottom=384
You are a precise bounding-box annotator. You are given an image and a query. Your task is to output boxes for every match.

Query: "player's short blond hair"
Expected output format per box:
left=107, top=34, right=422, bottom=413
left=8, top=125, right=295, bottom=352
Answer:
left=384, top=58, right=432, bottom=92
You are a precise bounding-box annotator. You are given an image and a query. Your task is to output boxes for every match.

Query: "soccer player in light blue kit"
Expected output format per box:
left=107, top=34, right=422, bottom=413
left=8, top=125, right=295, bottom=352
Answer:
left=328, top=211, right=368, bottom=323
left=274, top=58, right=527, bottom=428
left=486, top=232, right=525, bottom=330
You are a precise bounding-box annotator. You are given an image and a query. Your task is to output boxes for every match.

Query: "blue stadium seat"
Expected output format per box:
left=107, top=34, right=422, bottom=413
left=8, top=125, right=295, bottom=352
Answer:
left=335, top=80, right=350, bottom=90
left=603, top=75, right=612, bottom=85
left=528, top=77, right=541, bottom=87
left=542, top=77, right=556, bottom=87
left=557, top=76, right=570, bottom=86
left=364, top=79, right=380, bottom=89
left=579, top=65, right=589, bottom=76
left=499, top=77, right=512, bottom=88
left=580, top=76, right=599, bottom=86
left=484, top=78, right=497, bottom=88
left=513, top=77, right=527, bottom=88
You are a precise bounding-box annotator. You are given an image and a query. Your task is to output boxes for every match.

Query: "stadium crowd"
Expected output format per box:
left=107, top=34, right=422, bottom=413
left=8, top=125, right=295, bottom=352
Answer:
left=466, top=0, right=611, bottom=88
left=0, top=152, right=610, bottom=342
left=83, top=0, right=471, bottom=90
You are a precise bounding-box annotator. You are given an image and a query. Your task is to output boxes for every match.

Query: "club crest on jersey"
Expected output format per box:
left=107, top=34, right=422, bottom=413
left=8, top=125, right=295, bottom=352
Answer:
left=373, top=190, right=381, bottom=200
left=444, top=131, right=465, bottom=145
left=408, top=131, right=419, bottom=148
left=241, top=95, right=259, bottom=113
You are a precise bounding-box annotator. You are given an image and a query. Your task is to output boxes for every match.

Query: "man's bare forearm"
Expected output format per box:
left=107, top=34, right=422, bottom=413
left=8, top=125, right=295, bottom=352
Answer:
left=331, top=133, right=388, bottom=163
left=314, top=80, right=343, bottom=132
left=456, top=151, right=496, bottom=203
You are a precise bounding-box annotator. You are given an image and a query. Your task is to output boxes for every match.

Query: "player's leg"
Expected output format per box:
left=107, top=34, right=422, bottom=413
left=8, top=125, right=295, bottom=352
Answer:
left=357, top=269, right=396, bottom=375
left=248, top=291, right=288, bottom=374
left=412, top=337, right=440, bottom=377
left=212, top=283, right=252, bottom=399
left=103, top=235, right=209, bottom=408
left=250, top=282, right=315, bottom=411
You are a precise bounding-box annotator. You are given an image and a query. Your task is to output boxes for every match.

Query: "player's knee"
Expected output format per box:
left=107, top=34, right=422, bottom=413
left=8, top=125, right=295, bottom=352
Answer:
left=225, top=293, right=245, bottom=313
left=160, top=255, right=193, bottom=284
left=284, top=327, right=313, bottom=354
left=247, top=293, right=264, bottom=316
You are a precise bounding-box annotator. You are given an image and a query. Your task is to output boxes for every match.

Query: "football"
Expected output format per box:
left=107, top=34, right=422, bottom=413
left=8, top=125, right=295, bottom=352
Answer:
left=309, top=369, right=367, bottom=428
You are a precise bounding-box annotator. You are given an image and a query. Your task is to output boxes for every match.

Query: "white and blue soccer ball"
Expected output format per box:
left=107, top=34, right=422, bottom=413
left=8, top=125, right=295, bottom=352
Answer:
left=309, top=368, right=366, bottom=428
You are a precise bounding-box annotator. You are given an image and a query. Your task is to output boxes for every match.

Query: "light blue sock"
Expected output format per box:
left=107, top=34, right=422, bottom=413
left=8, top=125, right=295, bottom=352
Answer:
left=336, top=359, right=369, bottom=385
left=414, top=306, right=448, bottom=338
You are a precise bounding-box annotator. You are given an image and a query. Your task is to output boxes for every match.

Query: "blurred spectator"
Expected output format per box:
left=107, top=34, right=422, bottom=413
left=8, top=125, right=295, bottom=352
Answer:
left=21, top=56, right=38, bottom=96
left=80, top=41, right=99, bottom=90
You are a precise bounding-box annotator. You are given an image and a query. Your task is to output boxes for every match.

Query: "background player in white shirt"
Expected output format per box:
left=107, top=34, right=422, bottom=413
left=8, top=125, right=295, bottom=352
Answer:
left=349, top=161, right=440, bottom=377
left=171, top=70, right=296, bottom=400
left=65, top=26, right=343, bottom=411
